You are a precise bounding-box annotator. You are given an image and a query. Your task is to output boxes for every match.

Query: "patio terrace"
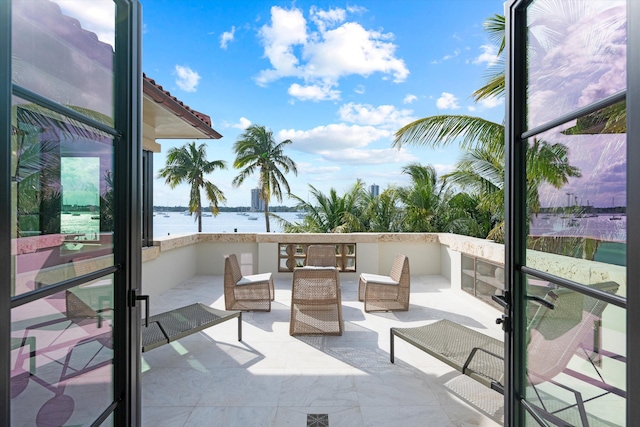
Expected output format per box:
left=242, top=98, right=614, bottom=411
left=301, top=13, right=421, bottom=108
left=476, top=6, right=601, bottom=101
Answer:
left=140, top=273, right=505, bottom=427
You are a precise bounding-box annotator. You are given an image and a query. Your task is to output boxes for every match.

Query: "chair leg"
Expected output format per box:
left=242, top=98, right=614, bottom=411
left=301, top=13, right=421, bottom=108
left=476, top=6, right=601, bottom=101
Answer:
left=390, top=329, right=395, bottom=363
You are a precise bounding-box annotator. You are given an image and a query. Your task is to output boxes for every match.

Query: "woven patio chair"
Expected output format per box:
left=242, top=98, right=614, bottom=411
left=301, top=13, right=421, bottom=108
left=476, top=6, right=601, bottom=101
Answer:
left=305, top=245, right=336, bottom=267
left=224, top=254, right=274, bottom=311
left=358, top=253, right=410, bottom=312
left=290, top=266, right=343, bottom=335
left=390, top=281, right=622, bottom=427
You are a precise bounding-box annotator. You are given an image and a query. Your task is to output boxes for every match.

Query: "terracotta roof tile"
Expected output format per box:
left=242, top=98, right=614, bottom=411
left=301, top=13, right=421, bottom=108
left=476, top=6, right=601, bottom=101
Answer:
left=143, top=73, right=221, bottom=139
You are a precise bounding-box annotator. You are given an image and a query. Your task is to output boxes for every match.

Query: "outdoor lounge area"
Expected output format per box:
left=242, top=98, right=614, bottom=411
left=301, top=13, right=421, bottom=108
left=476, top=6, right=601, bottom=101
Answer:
left=140, top=273, right=505, bottom=427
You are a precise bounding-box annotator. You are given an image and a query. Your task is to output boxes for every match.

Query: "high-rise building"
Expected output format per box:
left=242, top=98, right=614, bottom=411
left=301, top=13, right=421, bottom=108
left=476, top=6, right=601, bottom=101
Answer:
left=251, top=188, right=264, bottom=212
left=369, top=183, right=380, bottom=197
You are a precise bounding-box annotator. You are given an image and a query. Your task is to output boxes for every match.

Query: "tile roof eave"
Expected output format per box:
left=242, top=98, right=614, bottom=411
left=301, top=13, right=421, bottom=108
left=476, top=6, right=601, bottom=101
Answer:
left=143, top=73, right=222, bottom=139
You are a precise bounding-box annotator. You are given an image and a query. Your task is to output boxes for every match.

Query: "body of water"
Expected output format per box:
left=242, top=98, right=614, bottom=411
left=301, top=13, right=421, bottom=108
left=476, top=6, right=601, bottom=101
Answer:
left=153, top=211, right=304, bottom=236
left=529, top=213, right=626, bottom=242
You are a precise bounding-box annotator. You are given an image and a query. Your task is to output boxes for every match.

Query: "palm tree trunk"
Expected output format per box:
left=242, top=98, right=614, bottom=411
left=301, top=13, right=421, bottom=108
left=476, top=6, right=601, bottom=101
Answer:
left=197, top=205, right=202, bottom=232
left=264, top=199, right=270, bottom=232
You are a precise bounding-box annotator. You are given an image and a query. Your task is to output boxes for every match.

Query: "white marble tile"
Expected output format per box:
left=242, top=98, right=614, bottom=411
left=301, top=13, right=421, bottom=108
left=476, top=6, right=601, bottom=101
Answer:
left=196, top=368, right=283, bottom=407
left=181, top=406, right=227, bottom=427
left=278, top=368, right=358, bottom=407
left=354, top=369, right=440, bottom=407
left=141, top=274, right=505, bottom=427
left=275, top=406, right=364, bottom=427
left=361, top=405, right=457, bottom=427
left=142, top=367, right=207, bottom=407
left=141, top=406, right=192, bottom=427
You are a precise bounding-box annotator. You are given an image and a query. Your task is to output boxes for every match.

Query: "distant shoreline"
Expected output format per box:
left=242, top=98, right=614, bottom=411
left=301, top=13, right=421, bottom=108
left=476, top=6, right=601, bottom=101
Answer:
left=153, top=205, right=299, bottom=213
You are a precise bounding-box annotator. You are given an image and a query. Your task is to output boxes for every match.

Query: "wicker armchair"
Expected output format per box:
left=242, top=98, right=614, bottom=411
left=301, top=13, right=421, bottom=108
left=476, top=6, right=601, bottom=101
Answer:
left=305, top=245, right=336, bottom=267
left=290, top=267, right=343, bottom=335
left=358, top=253, right=410, bottom=312
left=224, top=254, right=274, bottom=311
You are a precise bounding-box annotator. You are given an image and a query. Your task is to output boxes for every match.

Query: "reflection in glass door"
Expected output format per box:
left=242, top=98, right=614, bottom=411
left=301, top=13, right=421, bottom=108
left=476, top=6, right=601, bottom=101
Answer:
left=506, top=0, right=628, bottom=425
left=5, top=0, right=141, bottom=425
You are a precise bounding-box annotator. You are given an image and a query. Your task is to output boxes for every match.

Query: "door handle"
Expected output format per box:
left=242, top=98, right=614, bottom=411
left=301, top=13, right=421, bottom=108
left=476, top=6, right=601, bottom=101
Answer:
left=491, top=292, right=509, bottom=309
left=131, top=289, right=150, bottom=327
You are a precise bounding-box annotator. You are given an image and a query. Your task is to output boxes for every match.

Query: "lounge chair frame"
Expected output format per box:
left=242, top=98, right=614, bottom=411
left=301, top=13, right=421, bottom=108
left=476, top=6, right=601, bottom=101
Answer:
left=390, top=282, right=623, bottom=427
left=141, top=303, right=241, bottom=352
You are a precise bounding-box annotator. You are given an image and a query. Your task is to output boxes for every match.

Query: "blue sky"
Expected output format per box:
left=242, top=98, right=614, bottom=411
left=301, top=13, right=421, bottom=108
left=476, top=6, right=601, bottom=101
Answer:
left=140, top=1, right=506, bottom=207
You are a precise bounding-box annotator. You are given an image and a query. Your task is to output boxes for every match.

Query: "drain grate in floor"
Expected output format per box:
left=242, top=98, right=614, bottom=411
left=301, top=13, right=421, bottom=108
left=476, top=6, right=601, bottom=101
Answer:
left=307, top=413, right=329, bottom=427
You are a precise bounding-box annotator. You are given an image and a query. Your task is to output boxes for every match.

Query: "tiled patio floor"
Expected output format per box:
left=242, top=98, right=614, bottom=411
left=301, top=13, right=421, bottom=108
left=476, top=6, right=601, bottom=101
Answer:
left=141, top=275, right=504, bottom=427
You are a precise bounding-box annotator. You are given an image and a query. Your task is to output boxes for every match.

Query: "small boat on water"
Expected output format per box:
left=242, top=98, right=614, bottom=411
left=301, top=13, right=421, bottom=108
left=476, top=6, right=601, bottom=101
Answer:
left=610, top=215, right=622, bottom=221
left=248, top=216, right=258, bottom=220
left=72, top=213, right=80, bottom=216
left=91, top=215, right=100, bottom=220
left=202, top=213, right=213, bottom=217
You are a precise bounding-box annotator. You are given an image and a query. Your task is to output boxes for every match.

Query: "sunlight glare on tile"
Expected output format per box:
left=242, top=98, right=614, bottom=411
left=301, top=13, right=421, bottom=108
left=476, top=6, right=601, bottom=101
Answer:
left=141, top=356, right=151, bottom=373
left=169, top=341, right=189, bottom=355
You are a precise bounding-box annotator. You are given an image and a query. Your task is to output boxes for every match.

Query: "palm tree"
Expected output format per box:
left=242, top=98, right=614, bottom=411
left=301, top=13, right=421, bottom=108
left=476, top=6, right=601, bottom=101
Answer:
left=472, top=14, right=505, bottom=102
left=397, top=163, right=444, bottom=232
left=285, top=181, right=367, bottom=233
left=362, top=187, right=404, bottom=232
left=232, top=125, right=297, bottom=232
left=158, top=141, right=227, bottom=232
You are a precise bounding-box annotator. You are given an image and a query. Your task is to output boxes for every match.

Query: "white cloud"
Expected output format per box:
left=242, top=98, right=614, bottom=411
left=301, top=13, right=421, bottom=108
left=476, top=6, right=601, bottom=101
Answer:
left=354, top=85, right=366, bottom=94
left=473, top=44, right=499, bottom=65
left=255, top=7, right=307, bottom=86
left=436, top=92, right=460, bottom=110
left=288, top=82, right=341, bottom=101
left=52, top=0, right=115, bottom=46
left=230, top=117, right=252, bottom=129
left=403, top=94, right=417, bottom=104
left=479, top=96, right=503, bottom=109
left=296, top=162, right=341, bottom=174
left=220, top=26, right=235, bottom=49
left=467, top=105, right=477, bottom=112
left=338, top=102, right=416, bottom=130
left=433, top=163, right=456, bottom=176
left=255, top=6, right=409, bottom=100
left=431, top=49, right=460, bottom=64
left=174, top=65, right=201, bottom=92
left=279, top=123, right=391, bottom=153
left=310, top=6, right=346, bottom=33
left=321, top=147, right=417, bottom=165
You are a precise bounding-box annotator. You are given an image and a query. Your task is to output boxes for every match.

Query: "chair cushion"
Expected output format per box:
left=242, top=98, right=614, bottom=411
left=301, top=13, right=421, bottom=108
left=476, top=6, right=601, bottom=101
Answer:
left=360, top=273, right=398, bottom=286
left=238, top=273, right=272, bottom=285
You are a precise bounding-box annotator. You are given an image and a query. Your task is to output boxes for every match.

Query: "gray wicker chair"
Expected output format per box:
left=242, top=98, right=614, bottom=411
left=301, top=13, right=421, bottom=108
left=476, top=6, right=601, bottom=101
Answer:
left=224, top=254, right=274, bottom=311
left=290, top=267, right=343, bottom=336
left=305, top=245, right=336, bottom=267
left=358, top=253, right=410, bottom=312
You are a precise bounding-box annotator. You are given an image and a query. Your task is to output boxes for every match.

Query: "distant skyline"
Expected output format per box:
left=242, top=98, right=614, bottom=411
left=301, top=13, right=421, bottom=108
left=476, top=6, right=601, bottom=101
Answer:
left=139, top=1, right=506, bottom=207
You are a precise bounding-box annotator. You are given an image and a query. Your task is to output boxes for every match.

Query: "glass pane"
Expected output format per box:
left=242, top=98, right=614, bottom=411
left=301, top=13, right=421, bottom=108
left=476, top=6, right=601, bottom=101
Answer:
left=12, top=0, right=116, bottom=120
left=11, top=97, right=114, bottom=297
left=526, top=101, right=626, bottom=285
left=11, top=280, right=114, bottom=426
left=526, top=0, right=626, bottom=130
left=523, top=279, right=626, bottom=426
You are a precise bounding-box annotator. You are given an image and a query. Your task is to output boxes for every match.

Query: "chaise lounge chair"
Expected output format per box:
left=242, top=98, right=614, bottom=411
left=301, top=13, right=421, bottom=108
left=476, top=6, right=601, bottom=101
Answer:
left=390, top=281, right=623, bottom=426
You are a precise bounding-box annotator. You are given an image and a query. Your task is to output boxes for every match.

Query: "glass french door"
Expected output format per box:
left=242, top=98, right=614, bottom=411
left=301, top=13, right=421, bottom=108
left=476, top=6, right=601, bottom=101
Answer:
left=2, top=0, right=142, bottom=425
left=505, top=1, right=630, bottom=426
